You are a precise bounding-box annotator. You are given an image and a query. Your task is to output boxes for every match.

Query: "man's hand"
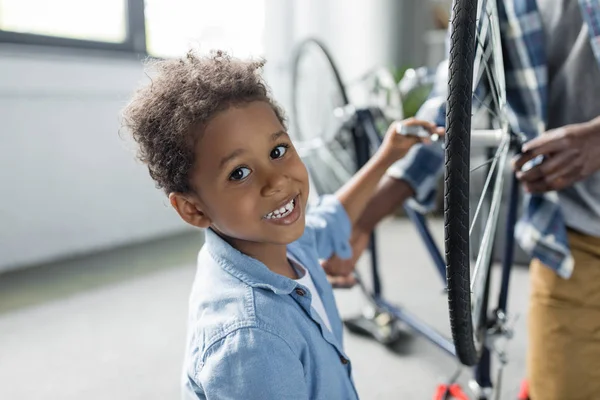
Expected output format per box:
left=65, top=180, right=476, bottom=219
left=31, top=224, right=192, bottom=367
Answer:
left=512, top=119, right=600, bottom=193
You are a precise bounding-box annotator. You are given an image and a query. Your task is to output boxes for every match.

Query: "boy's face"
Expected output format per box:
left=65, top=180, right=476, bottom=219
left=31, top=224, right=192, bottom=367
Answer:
left=187, top=101, right=310, bottom=249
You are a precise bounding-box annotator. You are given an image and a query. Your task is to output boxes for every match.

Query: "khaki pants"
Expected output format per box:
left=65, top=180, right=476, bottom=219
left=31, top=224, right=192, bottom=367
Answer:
left=528, top=229, right=600, bottom=400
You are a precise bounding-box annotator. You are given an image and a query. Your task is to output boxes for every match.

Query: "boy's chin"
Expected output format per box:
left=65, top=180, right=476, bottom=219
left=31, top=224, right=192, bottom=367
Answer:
left=269, top=221, right=305, bottom=244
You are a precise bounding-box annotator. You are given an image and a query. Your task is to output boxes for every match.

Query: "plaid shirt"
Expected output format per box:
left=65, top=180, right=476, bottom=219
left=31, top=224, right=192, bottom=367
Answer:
left=387, top=0, right=600, bottom=278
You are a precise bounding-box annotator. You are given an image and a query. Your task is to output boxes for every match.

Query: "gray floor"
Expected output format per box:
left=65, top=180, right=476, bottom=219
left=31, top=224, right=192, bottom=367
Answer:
left=0, top=218, right=530, bottom=400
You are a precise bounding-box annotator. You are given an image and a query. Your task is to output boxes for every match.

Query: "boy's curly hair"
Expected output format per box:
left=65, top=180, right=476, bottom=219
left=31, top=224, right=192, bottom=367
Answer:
left=122, top=50, right=286, bottom=195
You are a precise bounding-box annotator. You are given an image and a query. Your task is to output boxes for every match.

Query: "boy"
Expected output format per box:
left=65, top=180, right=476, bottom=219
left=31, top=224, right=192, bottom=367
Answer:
left=122, top=50, right=438, bottom=399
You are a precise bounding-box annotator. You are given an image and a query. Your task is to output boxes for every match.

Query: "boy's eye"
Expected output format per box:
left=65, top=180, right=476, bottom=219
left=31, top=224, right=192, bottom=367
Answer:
left=229, top=167, right=250, bottom=181
left=270, top=144, right=288, bottom=159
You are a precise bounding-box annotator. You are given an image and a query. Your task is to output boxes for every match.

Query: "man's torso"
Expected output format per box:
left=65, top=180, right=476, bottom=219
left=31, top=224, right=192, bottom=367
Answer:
left=539, top=0, right=600, bottom=237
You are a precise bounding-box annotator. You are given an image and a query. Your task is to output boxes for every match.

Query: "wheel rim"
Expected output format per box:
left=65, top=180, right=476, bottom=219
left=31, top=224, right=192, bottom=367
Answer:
left=468, top=0, right=511, bottom=354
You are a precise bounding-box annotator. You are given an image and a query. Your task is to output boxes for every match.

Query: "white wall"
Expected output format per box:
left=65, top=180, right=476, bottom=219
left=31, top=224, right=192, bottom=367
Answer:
left=0, top=45, right=192, bottom=273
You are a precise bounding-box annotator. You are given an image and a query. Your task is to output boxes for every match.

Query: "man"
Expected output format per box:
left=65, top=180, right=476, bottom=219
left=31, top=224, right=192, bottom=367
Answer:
left=323, top=1, right=600, bottom=399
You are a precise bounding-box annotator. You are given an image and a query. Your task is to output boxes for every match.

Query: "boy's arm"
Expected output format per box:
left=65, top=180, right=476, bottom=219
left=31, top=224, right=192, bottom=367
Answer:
left=303, top=119, right=439, bottom=262
left=335, top=119, right=439, bottom=225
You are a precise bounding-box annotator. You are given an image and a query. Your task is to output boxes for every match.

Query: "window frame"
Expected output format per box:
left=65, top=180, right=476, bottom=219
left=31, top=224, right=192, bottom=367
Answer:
left=0, top=0, right=147, bottom=54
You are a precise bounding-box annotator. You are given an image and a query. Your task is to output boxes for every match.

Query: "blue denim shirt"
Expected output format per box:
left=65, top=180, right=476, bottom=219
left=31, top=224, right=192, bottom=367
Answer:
left=181, top=195, right=359, bottom=399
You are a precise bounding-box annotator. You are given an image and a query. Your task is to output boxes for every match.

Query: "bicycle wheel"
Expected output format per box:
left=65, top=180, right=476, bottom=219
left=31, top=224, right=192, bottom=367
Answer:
left=291, top=38, right=357, bottom=195
left=444, top=0, right=513, bottom=366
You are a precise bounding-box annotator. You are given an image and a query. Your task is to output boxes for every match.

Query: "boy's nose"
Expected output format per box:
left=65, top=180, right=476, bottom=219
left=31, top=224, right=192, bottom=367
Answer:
left=261, top=170, right=288, bottom=197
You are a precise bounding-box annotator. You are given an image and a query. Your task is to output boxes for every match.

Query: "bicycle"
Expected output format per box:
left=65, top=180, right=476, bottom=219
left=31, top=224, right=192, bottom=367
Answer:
left=290, top=0, right=524, bottom=398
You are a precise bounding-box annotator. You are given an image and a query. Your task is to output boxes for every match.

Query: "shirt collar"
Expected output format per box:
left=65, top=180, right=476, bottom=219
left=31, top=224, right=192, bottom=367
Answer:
left=204, top=228, right=297, bottom=295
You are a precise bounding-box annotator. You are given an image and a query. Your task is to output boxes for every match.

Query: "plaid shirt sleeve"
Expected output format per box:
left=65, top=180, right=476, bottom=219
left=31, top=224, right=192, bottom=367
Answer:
left=385, top=61, right=447, bottom=213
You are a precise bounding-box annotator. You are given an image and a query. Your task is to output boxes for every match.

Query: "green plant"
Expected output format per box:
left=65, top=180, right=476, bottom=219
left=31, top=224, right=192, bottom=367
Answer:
left=391, top=65, right=432, bottom=118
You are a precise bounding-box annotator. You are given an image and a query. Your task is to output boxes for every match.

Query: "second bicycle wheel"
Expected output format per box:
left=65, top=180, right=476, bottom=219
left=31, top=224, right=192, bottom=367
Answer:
left=445, top=0, right=513, bottom=366
left=291, top=38, right=358, bottom=196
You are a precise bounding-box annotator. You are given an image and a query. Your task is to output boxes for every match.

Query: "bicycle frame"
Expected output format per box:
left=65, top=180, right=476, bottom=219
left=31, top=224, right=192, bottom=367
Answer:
left=352, top=108, right=519, bottom=394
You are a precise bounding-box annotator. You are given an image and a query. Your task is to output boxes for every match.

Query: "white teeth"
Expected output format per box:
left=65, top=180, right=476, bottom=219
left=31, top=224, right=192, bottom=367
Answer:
left=265, top=198, right=295, bottom=219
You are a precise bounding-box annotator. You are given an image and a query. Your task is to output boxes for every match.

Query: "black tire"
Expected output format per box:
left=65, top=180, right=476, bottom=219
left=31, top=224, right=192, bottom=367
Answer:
left=444, top=0, right=481, bottom=366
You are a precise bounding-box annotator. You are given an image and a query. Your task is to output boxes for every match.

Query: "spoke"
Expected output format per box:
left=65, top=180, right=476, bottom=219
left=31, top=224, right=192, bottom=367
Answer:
left=473, top=30, right=491, bottom=93
left=469, top=0, right=509, bottom=236
left=474, top=7, right=506, bottom=122
left=473, top=90, right=500, bottom=122
left=477, top=6, right=507, bottom=115
left=467, top=0, right=511, bottom=234
left=469, top=134, right=509, bottom=236
left=475, top=34, right=503, bottom=119
left=470, top=133, right=510, bottom=329
left=472, top=0, right=489, bottom=90
left=470, top=155, right=499, bottom=173
left=487, top=2, right=507, bottom=106
left=483, top=42, right=504, bottom=115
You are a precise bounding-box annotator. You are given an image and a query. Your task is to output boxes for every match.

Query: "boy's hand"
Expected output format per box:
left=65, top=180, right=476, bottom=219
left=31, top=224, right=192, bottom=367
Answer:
left=377, top=118, right=444, bottom=164
left=321, top=228, right=371, bottom=289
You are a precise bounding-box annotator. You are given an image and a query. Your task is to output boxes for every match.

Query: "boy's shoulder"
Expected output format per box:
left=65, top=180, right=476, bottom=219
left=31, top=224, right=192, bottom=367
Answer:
left=185, top=245, right=305, bottom=360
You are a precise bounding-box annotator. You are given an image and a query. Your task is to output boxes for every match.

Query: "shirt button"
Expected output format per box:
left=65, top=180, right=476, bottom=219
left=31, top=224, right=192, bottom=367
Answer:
left=340, top=356, right=349, bottom=365
left=295, top=288, right=306, bottom=296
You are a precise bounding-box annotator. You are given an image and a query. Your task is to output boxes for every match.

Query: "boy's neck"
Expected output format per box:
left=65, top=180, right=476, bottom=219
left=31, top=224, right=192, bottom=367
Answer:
left=222, top=234, right=297, bottom=279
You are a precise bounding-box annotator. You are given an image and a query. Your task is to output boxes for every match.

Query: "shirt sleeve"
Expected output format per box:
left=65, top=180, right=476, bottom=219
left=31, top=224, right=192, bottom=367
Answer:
left=197, top=327, right=309, bottom=400
left=386, top=59, right=448, bottom=212
left=304, top=195, right=352, bottom=260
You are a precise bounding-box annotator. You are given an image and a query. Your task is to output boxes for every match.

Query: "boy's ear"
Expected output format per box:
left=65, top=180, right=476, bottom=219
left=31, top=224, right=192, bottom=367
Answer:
left=169, top=192, right=211, bottom=229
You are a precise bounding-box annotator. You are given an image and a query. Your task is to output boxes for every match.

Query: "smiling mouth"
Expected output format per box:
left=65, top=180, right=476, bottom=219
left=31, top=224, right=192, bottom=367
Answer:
left=264, top=196, right=297, bottom=219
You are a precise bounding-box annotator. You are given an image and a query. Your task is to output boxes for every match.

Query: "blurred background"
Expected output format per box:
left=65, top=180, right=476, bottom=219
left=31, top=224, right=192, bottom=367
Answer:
left=0, top=1, right=529, bottom=399
left=0, top=0, right=450, bottom=276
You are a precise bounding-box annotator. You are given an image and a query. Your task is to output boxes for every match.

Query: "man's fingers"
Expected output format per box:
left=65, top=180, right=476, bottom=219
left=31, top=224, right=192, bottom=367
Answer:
left=539, top=150, right=578, bottom=176
left=545, top=167, right=582, bottom=190
left=528, top=138, right=569, bottom=157
left=517, top=150, right=577, bottom=182
left=521, top=128, right=569, bottom=156
left=523, top=166, right=581, bottom=193
left=523, top=179, right=551, bottom=194
left=516, top=163, right=544, bottom=182
left=512, top=151, right=539, bottom=171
